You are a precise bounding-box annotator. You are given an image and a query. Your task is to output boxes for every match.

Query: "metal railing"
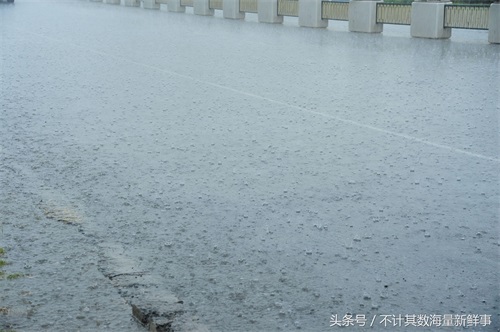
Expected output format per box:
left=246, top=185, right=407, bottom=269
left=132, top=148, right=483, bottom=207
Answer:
left=150, top=0, right=492, bottom=34
left=376, top=3, right=411, bottom=25
left=444, top=5, right=489, bottom=29
left=240, top=0, right=258, bottom=12
left=321, top=1, right=349, bottom=21
left=209, top=0, right=223, bottom=9
left=278, top=0, right=299, bottom=16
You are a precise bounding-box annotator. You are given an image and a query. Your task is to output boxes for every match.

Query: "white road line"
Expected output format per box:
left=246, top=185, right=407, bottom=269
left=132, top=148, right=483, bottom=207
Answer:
left=16, top=29, right=500, bottom=164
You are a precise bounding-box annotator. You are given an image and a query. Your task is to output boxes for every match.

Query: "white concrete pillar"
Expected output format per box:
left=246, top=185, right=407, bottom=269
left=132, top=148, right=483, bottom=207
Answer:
left=489, top=3, right=500, bottom=44
left=410, top=1, right=451, bottom=39
left=223, top=0, right=245, bottom=19
left=299, top=0, right=328, bottom=28
left=258, top=0, right=283, bottom=23
left=348, top=0, right=383, bottom=33
left=122, top=0, right=140, bottom=6
left=104, top=0, right=120, bottom=4
left=194, top=0, right=215, bottom=15
left=167, top=0, right=186, bottom=11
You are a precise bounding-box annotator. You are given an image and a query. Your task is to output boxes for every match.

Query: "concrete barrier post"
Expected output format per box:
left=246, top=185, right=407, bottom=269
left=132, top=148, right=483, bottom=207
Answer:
left=194, top=0, right=215, bottom=15
left=223, top=0, right=245, bottom=18
left=348, top=0, right=383, bottom=33
left=168, top=0, right=186, bottom=11
left=122, top=0, right=140, bottom=6
left=299, top=0, right=328, bottom=27
left=410, top=1, right=451, bottom=39
left=143, top=0, right=160, bottom=9
left=258, top=0, right=283, bottom=23
left=489, top=2, right=500, bottom=44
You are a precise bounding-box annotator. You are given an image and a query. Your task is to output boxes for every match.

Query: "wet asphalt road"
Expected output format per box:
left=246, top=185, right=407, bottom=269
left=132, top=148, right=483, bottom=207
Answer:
left=1, top=1, right=499, bottom=331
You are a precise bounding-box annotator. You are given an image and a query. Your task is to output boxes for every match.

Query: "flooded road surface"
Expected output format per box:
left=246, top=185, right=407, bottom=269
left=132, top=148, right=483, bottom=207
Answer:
left=1, top=1, right=499, bottom=331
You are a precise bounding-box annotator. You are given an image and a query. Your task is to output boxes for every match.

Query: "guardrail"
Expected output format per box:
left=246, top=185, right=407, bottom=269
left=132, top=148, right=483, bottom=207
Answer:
left=112, top=0, right=500, bottom=44
left=444, top=4, right=489, bottom=30
left=209, top=0, right=223, bottom=10
left=240, top=0, right=258, bottom=13
left=376, top=3, right=411, bottom=25
left=278, top=0, right=299, bottom=17
left=321, top=1, right=349, bottom=21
